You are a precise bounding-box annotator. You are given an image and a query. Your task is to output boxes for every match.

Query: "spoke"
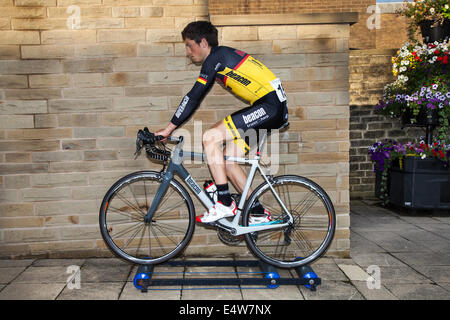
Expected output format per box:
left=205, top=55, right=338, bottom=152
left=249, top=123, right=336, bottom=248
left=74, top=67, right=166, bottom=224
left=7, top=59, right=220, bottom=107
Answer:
left=112, top=221, right=143, bottom=239
left=153, top=223, right=180, bottom=247
left=108, top=206, right=143, bottom=222
left=115, top=192, right=145, bottom=218
left=152, top=198, right=186, bottom=219
left=123, top=223, right=146, bottom=249
left=292, top=230, right=314, bottom=256
left=292, top=191, right=319, bottom=217
left=150, top=224, right=168, bottom=256
left=153, top=221, right=187, bottom=235
left=129, top=182, right=146, bottom=216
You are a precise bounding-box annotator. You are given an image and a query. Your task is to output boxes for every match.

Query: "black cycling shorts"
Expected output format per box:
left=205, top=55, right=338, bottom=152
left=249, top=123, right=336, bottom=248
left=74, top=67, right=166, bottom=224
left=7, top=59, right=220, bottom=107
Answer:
left=223, top=91, right=288, bottom=154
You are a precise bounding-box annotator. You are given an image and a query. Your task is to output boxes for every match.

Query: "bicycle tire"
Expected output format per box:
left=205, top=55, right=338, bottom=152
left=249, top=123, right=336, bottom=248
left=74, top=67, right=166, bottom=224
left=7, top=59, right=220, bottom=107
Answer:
left=99, top=171, right=195, bottom=265
left=242, top=175, right=336, bottom=268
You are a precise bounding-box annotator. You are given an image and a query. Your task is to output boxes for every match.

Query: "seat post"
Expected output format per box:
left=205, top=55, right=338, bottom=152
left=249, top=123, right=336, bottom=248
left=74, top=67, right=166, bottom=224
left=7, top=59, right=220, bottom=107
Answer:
left=257, top=132, right=267, bottom=156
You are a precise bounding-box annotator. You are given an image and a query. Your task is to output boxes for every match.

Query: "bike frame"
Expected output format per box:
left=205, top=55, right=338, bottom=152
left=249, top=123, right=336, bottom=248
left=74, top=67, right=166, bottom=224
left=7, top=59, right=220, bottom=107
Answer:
left=144, top=136, right=293, bottom=236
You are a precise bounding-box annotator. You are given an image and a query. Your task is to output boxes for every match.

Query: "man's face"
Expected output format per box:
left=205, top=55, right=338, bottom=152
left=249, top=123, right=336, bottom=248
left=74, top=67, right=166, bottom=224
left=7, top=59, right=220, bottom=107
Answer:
left=185, top=37, right=209, bottom=65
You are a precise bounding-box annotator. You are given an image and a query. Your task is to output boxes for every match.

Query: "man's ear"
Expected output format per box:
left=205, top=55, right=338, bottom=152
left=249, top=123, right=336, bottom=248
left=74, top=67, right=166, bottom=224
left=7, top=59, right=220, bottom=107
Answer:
left=200, top=38, right=209, bottom=48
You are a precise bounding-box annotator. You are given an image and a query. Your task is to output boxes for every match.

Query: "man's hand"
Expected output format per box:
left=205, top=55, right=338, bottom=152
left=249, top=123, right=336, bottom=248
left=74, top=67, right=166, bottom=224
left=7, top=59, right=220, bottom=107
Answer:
left=155, top=122, right=177, bottom=142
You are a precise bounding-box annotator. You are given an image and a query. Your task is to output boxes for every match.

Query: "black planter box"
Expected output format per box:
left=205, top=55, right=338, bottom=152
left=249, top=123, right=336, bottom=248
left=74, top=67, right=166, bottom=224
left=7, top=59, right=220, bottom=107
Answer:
left=389, top=157, right=450, bottom=209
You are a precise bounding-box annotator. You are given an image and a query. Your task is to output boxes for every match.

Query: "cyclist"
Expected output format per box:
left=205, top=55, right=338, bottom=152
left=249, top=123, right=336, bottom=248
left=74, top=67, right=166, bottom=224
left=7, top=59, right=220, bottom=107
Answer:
left=156, top=21, right=288, bottom=224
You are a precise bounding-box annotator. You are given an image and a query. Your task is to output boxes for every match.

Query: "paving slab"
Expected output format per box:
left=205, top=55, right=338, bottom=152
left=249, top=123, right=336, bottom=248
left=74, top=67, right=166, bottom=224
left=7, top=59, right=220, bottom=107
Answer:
left=299, top=280, right=364, bottom=300
left=391, top=252, right=450, bottom=266
left=14, top=266, right=69, bottom=283
left=350, top=281, right=398, bottom=300
left=240, top=285, right=304, bottom=300
left=0, top=283, right=66, bottom=300
left=384, top=283, right=450, bottom=300
left=412, top=266, right=450, bottom=284
left=351, top=252, right=408, bottom=268
left=0, top=259, right=34, bottom=268
left=32, top=259, right=86, bottom=267
left=120, top=281, right=182, bottom=300
left=376, top=266, right=432, bottom=284
left=0, top=267, right=27, bottom=285
left=58, top=282, right=124, bottom=300
left=181, top=287, right=243, bottom=300
left=81, top=264, right=133, bottom=283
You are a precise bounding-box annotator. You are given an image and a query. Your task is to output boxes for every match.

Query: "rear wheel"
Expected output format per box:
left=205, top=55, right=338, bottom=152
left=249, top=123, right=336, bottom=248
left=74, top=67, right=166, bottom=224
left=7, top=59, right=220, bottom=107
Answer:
left=99, top=171, right=195, bottom=265
left=243, top=175, right=336, bottom=268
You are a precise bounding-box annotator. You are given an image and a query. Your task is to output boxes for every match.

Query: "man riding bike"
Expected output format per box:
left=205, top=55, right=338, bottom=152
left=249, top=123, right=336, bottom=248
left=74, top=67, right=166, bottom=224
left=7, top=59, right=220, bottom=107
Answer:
left=156, top=21, right=288, bottom=224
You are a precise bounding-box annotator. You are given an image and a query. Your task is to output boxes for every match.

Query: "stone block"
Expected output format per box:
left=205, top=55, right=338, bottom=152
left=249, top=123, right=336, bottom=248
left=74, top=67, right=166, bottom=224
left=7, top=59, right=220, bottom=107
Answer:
left=146, top=29, right=181, bottom=43
left=76, top=43, right=137, bottom=58
left=0, top=203, right=34, bottom=217
left=0, top=7, right=46, bottom=18
left=104, top=72, right=148, bottom=87
left=124, top=17, right=174, bottom=28
left=34, top=114, right=58, bottom=128
left=62, top=59, right=113, bottom=73
left=0, top=115, right=34, bottom=129
left=258, top=25, right=298, bottom=40
left=0, top=75, right=27, bottom=89
left=0, top=30, right=40, bottom=44
left=32, top=151, right=83, bottom=163
left=41, top=30, right=97, bottom=44
left=0, top=100, right=47, bottom=115
left=15, top=0, right=56, bottom=5
left=11, top=18, right=67, bottom=30
left=62, top=87, right=123, bottom=99
left=29, top=74, right=71, bottom=88
left=112, top=96, right=168, bottom=111
left=221, top=26, right=258, bottom=41
left=0, top=45, right=20, bottom=59
left=5, top=152, right=32, bottom=163
left=62, top=139, right=96, bottom=150
left=21, top=45, right=76, bottom=59
left=0, top=60, right=62, bottom=74
left=112, top=6, right=140, bottom=17
left=71, top=73, right=103, bottom=87
left=97, top=29, right=146, bottom=43
left=113, top=57, right=167, bottom=72
left=49, top=99, right=112, bottom=113
left=137, top=44, right=174, bottom=57
left=7, top=128, right=72, bottom=140
left=4, top=88, right=62, bottom=100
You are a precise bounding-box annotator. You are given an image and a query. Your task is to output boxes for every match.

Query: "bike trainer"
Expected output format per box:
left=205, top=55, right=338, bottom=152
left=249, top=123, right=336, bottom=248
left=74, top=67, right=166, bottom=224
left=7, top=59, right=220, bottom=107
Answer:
left=133, top=259, right=321, bottom=293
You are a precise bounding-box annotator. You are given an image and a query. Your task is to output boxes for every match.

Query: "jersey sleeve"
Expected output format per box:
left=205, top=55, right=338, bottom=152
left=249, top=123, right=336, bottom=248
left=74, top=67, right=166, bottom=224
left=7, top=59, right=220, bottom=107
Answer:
left=170, top=57, right=218, bottom=127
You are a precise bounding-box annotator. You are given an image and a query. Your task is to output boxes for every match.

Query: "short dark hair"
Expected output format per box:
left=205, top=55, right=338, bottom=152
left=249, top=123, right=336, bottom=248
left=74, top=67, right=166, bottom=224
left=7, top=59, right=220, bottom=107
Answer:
left=181, top=21, right=218, bottom=47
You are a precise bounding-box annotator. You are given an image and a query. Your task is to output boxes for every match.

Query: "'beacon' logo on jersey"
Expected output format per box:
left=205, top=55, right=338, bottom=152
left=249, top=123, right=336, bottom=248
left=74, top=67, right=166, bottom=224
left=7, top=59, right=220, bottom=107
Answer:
left=225, top=70, right=251, bottom=86
left=242, top=107, right=267, bottom=124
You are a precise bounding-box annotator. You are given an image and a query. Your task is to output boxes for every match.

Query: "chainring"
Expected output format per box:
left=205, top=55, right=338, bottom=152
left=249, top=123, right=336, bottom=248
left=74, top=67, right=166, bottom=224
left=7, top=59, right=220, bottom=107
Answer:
left=217, top=228, right=243, bottom=246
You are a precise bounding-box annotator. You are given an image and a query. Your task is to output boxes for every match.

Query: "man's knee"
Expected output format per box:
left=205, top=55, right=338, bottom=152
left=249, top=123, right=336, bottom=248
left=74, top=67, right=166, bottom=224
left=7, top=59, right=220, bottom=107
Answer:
left=203, top=125, right=225, bottom=147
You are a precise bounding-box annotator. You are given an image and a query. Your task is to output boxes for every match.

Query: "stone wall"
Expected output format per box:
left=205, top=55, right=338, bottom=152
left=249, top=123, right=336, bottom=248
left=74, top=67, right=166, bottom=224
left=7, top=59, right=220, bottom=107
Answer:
left=209, top=0, right=376, bottom=49
left=0, top=2, right=354, bottom=259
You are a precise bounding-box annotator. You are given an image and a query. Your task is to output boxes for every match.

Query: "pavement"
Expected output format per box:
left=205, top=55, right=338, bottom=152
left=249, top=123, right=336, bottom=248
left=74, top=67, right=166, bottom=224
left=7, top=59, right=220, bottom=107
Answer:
left=0, top=200, right=449, bottom=300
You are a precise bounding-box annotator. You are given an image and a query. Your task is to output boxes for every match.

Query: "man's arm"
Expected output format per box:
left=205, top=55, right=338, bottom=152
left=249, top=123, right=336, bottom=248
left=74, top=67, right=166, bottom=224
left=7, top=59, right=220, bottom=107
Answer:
left=170, top=60, right=217, bottom=127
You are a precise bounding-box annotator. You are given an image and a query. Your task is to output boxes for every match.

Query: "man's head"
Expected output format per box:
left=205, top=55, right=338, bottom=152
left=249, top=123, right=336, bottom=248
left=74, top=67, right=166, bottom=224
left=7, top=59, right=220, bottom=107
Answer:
left=182, top=21, right=218, bottom=48
left=182, top=21, right=218, bottom=65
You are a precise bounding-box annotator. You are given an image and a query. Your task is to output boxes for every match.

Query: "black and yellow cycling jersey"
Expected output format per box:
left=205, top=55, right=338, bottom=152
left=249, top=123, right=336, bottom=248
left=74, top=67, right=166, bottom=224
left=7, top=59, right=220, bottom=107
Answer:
left=171, top=46, right=288, bottom=153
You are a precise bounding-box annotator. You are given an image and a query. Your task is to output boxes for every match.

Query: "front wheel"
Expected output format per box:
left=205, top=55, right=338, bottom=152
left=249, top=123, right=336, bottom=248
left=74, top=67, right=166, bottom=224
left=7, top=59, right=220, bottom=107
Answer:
left=243, top=175, right=336, bottom=268
left=99, top=171, right=195, bottom=265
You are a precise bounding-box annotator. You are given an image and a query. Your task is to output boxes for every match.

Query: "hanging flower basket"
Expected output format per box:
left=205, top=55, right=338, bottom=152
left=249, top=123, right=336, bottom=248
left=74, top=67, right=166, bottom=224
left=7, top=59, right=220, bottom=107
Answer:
left=419, top=18, right=450, bottom=43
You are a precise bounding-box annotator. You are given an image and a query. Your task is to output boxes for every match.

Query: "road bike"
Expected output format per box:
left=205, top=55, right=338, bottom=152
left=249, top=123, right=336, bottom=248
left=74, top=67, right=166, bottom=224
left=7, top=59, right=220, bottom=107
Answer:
left=99, top=125, right=336, bottom=268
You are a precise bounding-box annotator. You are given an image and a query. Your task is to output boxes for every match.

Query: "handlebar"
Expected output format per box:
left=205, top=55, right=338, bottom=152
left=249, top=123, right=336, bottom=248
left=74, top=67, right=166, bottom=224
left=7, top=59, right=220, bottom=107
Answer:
left=135, top=127, right=182, bottom=162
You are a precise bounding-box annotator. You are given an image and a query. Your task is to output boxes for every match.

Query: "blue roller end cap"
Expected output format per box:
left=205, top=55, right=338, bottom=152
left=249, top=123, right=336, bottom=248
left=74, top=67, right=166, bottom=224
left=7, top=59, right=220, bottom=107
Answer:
left=133, top=272, right=150, bottom=290
left=264, top=272, right=280, bottom=289
left=302, top=271, right=318, bottom=289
